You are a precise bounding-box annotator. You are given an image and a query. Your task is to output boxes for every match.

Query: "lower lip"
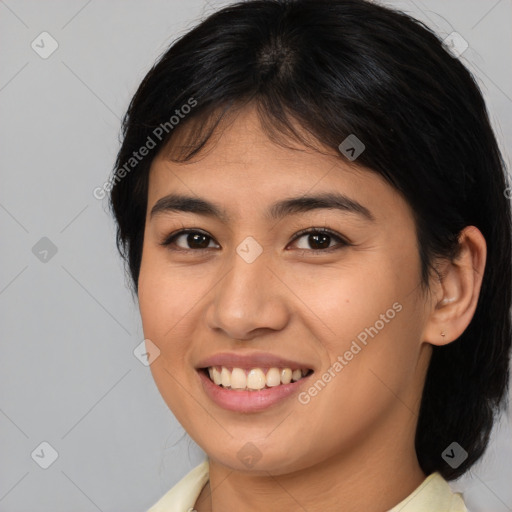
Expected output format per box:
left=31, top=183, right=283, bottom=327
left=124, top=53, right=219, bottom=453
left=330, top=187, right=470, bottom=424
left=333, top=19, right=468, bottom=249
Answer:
left=197, top=370, right=312, bottom=413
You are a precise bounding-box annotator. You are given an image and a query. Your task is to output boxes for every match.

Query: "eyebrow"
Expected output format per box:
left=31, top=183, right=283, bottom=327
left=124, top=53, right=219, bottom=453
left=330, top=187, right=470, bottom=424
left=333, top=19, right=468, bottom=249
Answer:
left=150, top=192, right=375, bottom=222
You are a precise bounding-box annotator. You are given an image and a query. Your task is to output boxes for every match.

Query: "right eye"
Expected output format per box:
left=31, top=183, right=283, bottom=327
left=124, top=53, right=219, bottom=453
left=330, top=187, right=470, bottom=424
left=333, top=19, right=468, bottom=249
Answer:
left=160, top=229, right=220, bottom=252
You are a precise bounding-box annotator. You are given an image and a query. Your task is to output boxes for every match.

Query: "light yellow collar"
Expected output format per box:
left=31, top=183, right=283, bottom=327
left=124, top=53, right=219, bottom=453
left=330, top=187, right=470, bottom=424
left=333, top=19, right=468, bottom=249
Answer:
left=147, top=460, right=467, bottom=511
left=388, top=471, right=467, bottom=511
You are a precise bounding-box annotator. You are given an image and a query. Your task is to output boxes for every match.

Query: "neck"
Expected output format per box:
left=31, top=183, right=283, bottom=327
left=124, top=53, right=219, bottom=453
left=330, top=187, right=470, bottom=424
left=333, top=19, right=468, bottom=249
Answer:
left=194, top=413, right=427, bottom=511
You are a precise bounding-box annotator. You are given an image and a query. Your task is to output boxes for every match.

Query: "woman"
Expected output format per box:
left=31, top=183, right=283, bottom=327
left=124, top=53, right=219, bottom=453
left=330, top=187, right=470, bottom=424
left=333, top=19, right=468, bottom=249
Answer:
left=109, top=0, right=512, bottom=510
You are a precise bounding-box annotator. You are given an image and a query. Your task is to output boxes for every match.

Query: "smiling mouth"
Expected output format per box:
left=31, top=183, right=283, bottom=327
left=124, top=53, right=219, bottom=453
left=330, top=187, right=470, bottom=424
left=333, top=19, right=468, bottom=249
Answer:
left=200, top=366, right=314, bottom=391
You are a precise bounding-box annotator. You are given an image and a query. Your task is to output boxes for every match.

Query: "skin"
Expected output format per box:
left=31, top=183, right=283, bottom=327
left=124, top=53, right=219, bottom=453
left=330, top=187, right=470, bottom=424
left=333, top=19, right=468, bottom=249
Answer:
left=138, top=105, right=486, bottom=511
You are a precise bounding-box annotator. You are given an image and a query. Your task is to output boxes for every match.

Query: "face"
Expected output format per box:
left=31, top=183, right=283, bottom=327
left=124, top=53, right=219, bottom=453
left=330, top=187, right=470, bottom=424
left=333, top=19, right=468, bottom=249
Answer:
left=138, top=105, right=433, bottom=475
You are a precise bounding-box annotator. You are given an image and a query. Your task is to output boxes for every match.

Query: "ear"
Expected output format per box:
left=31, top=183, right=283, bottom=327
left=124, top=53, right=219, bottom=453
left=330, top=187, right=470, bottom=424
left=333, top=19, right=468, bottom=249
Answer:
left=423, top=225, right=487, bottom=346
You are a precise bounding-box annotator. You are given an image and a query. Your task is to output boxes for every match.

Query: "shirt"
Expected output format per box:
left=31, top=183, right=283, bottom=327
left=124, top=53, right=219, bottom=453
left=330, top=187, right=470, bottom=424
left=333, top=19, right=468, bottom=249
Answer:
left=146, top=459, right=468, bottom=512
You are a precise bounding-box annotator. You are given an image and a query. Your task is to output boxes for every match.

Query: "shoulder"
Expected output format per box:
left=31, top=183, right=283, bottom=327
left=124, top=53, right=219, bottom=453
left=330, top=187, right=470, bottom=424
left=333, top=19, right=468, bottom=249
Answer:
left=146, top=459, right=210, bottom=512
left=388, top=472, right=468, bottom=512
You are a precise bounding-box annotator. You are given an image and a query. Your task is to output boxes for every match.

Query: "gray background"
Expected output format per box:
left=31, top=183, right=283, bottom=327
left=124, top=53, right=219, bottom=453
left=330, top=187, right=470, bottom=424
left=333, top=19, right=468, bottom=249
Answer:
left=0, top=0, right=511, bottom=510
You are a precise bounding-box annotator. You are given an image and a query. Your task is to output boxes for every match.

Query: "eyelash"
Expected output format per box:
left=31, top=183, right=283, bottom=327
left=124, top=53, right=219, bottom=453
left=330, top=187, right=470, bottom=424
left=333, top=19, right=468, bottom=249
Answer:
left=159, top=227, right=351, bottom=254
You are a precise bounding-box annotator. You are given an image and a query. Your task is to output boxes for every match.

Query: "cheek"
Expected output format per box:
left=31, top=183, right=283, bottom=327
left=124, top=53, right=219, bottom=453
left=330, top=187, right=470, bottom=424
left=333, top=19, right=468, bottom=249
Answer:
left=291, top=250, right=424, bottom=396
left=137, top=258, right=200, bottom=417
left=138, top=249, right=206, bottom=343
left=137, top=257, right=200, bottom=419
left=290, top=255, right=412, bottom=347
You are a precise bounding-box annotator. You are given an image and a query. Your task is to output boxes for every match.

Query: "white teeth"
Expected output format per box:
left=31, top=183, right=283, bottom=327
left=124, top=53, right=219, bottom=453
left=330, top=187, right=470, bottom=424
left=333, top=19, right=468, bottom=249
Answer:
left=292, top=369, right=302, bottom=382
left=212, top=367, right=222, bottom=385
left=266, top=367, right=281, bottom=387
left=206, top=366, right=311, bottom=390
left=221, top=367, right=230, bottom=387
left=230, top=368, right=247, bottom=389
left=280, top=368, right=292, bottom=385
left=247, top=369, right=266, bottom=390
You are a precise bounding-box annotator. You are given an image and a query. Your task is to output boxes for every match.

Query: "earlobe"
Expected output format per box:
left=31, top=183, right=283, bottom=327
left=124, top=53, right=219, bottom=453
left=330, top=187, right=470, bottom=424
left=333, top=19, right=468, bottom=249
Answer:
left=423, top=225, right=487, bottom=347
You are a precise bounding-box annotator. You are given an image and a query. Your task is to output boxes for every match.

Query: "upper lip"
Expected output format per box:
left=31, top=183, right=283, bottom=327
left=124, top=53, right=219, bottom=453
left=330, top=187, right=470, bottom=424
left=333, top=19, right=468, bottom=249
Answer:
left=196, top=352, right=314, bottom=371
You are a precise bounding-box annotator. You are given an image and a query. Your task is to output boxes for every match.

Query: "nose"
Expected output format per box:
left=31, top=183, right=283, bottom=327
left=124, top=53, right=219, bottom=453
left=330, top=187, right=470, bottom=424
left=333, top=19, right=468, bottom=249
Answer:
left=205, top=246, right=290, bottom=341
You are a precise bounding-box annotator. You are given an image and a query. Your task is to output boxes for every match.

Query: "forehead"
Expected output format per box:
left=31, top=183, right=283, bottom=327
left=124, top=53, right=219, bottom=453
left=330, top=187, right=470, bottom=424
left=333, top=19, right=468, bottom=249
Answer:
left=146, top=106, right=409, bottom=224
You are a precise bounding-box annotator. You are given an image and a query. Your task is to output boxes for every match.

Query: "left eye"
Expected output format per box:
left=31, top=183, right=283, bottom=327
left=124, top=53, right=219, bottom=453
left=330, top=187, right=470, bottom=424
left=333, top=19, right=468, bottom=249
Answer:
left=289, top=229, right=350, bottom=252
